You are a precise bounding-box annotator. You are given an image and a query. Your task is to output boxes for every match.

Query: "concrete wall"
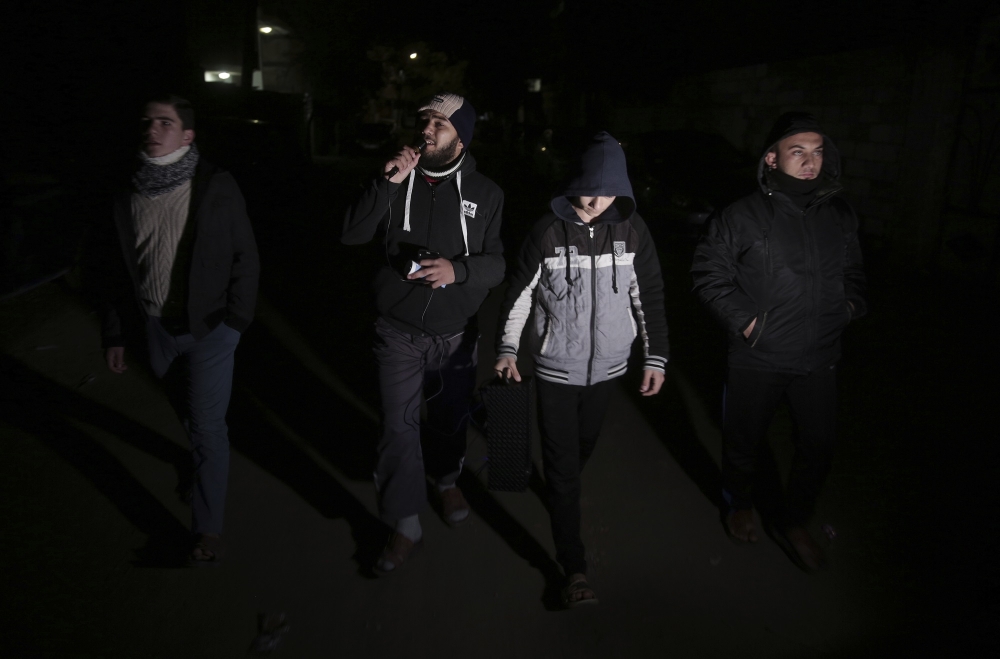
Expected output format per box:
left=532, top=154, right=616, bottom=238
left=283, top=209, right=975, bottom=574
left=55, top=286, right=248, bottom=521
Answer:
left=612, top=46, right=967, bottom=268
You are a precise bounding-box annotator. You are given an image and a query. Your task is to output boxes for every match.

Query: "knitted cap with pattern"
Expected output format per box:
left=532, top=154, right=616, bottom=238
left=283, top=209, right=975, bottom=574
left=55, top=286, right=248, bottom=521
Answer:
left=419, top=93, right=476, bottom=152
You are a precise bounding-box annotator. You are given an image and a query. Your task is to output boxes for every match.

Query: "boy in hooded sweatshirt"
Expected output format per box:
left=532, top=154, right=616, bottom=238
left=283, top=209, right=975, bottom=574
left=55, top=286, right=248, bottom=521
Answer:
left=494, top=132, right=670, bottom=607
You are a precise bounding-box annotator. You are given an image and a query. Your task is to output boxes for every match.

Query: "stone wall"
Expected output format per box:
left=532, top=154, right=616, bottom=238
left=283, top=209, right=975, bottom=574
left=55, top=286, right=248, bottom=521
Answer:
left=612, top=46, right=966, bottom=267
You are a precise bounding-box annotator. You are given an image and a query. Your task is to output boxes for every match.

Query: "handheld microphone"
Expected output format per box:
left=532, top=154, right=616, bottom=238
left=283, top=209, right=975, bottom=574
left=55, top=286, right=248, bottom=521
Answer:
left=384, top=141, right=428, bottom=180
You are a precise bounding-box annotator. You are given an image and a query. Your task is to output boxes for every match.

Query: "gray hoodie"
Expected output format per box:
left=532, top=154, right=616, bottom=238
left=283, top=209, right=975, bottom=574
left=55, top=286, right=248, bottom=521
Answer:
left=496, top=132, right=670, bottom=386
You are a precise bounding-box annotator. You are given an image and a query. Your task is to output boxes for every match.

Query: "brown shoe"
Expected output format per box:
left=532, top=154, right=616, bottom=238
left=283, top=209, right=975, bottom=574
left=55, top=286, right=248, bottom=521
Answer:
left=781, top=527, right=827, bottom=572
left=439, top=486, right=470, bottom=526
left=373, top=532, right=422, bottom=576
left=724, top=509, right=758, bottom=544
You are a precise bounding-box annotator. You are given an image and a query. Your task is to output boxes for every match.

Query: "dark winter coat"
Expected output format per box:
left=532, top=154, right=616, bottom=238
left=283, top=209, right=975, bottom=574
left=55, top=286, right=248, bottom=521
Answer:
left=101, top=158, right=260, bottom=347
left=342, top=151, right=505, bottom=337
left=690, top=125, right=867, bottom=374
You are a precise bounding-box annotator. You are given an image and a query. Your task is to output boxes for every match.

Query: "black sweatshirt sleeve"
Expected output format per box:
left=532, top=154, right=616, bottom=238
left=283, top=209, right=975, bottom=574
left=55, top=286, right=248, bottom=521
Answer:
left=92, top=220, right=132, bottom=349
left=223, top=173, right=259, bottom=332
left=630, top=215, right=670, bottom=370
left=341, top=177, right=401, bottom=245
left=843, top=207, right=867, bottom=321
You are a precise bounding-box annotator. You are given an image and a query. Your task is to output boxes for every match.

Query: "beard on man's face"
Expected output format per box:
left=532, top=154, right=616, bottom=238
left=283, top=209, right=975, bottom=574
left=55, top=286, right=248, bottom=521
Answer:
left=420, top=136, right=462, bottom=169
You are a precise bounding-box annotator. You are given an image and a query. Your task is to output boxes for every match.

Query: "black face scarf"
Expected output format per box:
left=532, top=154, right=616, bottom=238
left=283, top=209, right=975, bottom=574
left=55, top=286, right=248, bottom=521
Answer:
left=132, top=144, right=199, bottom=197
left=767, top=167, right=822, bottom=208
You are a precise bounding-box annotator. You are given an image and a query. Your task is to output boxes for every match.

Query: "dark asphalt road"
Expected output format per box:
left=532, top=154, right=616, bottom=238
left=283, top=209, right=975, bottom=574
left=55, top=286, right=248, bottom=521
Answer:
left=1, top=156, right=997, bottom=657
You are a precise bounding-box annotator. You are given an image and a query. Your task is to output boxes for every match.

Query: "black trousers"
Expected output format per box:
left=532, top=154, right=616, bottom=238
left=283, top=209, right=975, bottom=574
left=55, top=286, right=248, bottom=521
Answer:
left=722, top=365, right=838, bottom=528
left=536, top=377, right=615, bottom=576
left=372, top=318, right=478, bottom=522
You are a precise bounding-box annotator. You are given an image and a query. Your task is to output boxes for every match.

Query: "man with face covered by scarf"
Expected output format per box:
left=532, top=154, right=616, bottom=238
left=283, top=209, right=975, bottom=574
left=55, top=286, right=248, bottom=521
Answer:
left=691, top=112, right=867, bottom=572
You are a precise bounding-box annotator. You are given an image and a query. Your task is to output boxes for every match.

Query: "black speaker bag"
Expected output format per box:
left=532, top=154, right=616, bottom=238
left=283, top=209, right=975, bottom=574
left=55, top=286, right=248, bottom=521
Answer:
left=479, top=376, right=534, bottom=492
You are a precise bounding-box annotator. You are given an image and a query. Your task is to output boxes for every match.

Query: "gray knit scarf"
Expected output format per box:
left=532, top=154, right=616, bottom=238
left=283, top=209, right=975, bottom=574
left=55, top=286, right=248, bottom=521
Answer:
left=132, top=144, right=199, bottom=197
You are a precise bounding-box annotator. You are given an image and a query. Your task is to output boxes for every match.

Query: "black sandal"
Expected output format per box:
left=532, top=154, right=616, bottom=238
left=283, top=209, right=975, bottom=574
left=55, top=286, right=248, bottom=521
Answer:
left=187, top=534, right=225, bottom=568
left=561, top=576, right=598, bottom=608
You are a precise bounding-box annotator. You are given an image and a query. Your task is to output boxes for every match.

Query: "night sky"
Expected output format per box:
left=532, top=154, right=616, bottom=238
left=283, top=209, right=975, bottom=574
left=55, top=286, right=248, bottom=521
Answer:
left=355, top=0, right=974, bottom=101
left=4, top=0, right=983, bottom=174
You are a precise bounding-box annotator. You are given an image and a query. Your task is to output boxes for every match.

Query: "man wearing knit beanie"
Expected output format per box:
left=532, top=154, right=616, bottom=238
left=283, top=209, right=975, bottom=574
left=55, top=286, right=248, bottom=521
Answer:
left=96, top=94, right=259, bottom=567
left=342, top=92, right=505, bottom=575
left=418, top=93, right=476, bottom=160
left=691, top=112, right=867, bottom=572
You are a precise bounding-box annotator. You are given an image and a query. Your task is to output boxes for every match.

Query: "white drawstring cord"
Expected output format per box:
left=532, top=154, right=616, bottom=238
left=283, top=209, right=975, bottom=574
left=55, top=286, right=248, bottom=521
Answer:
left=403, top=163, right=468, bottom=258
left=456, top=169, right=469, bottom=256
left=403, top=170, right=416, bottom=232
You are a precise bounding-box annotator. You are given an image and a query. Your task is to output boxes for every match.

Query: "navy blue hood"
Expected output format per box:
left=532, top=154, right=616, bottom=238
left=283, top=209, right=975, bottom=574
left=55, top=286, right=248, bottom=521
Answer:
left=551, top=131, right=636, bottom=224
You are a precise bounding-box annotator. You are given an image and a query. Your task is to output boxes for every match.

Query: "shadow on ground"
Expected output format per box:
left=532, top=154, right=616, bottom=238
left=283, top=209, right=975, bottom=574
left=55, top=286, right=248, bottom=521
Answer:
left=0, top=354, right=191, bottom=567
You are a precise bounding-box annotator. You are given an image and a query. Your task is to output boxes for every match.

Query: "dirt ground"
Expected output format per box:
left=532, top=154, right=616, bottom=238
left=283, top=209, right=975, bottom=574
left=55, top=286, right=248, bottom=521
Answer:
left=1, top=159, right=997, bottom=657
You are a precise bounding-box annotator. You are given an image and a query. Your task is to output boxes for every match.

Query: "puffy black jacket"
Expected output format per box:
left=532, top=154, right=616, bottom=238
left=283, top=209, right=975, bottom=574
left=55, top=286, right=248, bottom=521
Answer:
left=691, top=134, right=866, bottom=374
left=342, top=151, right=505, bottom=337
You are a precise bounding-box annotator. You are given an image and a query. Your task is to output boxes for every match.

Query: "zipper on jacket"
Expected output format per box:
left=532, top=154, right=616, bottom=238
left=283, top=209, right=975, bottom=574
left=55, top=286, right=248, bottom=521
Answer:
left=750, top=311, right=768, bottom=348
left=587, top=225, right=597, bottom=385
left=428, top=185, right=436, bottom=235
left=800, top=207, right=818, bottom=350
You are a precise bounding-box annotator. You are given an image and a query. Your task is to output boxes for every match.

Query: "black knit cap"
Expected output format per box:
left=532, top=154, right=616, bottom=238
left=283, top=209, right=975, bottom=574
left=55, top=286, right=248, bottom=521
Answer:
left=763, top=112, right=824, bottom=155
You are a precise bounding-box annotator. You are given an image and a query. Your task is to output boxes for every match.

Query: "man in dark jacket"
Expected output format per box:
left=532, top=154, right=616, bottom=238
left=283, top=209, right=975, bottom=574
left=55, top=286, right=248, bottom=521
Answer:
left=101, top=94, right=259, bottom=566
left=495, top=132, right=669, bottom=606
left=691, top=112, right=866, bottom=571
left=342, top=93, right=505, bottom=575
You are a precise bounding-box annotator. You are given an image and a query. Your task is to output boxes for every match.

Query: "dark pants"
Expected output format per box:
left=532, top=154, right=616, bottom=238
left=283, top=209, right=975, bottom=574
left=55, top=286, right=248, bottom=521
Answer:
left=722, top=365, right=838, bottom=528
left=372, top=318, right=478, bottom=523
left=536, top=377, right=615, bottom=576
left=146, top=317, right=240, bottom=535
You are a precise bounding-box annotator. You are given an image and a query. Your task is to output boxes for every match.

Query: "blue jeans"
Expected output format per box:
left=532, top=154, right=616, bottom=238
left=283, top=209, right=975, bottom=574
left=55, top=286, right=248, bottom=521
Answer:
left=147, top=317, right=240, bottom=535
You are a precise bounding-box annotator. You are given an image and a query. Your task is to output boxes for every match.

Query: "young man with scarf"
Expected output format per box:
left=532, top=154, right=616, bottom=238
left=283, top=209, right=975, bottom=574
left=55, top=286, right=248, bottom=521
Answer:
left=494, top=132, right=670, bottom=607
left=342, top=93, right=505, bottom=575
left=100, top=94, right=259, bottom=566
left=691, top=112, right=867, bottom=571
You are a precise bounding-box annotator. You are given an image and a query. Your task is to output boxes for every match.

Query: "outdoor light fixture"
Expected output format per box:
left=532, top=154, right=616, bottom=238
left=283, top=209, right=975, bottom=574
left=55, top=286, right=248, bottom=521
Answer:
left=260, top=26, right=272, bottom=33
left=409, top=53, right=418, bottom=59
left=204, top=71, right=238, bottom=83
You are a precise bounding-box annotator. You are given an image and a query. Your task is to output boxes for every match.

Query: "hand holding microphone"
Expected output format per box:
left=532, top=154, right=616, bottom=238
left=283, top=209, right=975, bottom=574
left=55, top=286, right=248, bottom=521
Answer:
left=384, top=141, right=427, bottom=182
